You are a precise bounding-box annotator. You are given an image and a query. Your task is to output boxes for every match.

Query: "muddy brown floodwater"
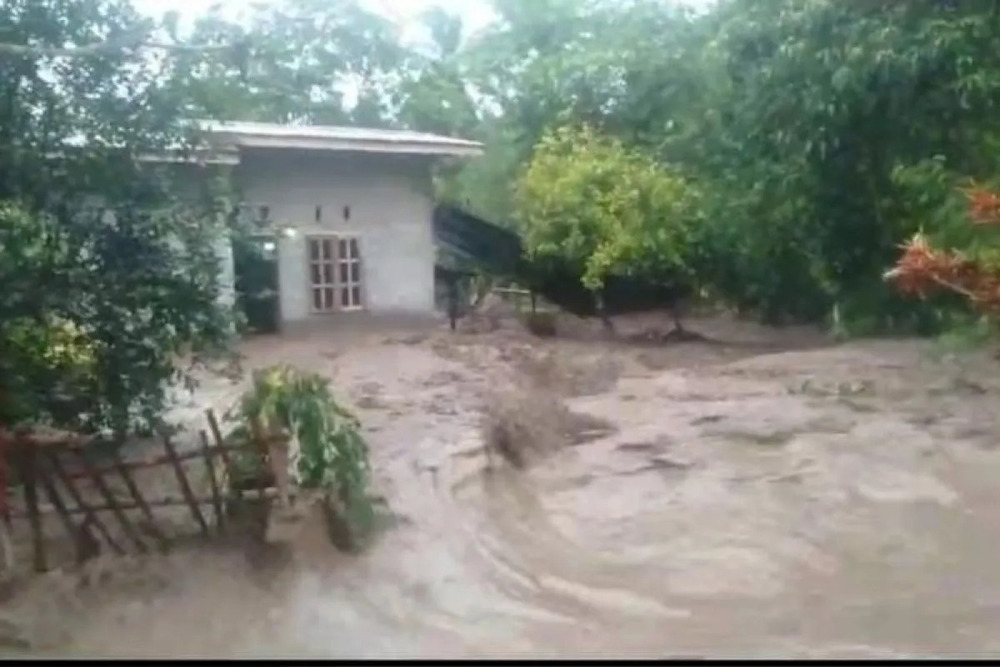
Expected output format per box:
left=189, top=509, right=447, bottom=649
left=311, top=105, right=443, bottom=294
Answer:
left=5, top=312, right=1000, bottom=658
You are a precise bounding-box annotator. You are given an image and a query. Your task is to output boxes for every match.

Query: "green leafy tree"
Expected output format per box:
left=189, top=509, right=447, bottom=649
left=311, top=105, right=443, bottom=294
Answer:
left=681, top=0, right=1000, bottom=326
left=167, top=0, right=408, bottom=126
left=396, top=8, right=479, bottom=137
left=514, top=125, right=702, bottom=292
left=0, top=0, right=237, bottom=436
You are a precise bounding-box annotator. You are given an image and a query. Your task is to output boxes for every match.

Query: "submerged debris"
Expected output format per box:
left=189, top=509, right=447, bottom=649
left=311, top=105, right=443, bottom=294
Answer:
left=481, top=388, right=616, bottom=469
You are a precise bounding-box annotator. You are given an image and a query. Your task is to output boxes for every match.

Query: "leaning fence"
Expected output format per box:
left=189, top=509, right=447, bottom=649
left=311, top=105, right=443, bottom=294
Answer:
left=0, top=409, right=290, bottom=575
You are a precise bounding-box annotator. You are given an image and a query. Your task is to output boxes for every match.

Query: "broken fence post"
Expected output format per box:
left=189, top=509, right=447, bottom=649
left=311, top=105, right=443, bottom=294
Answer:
left=199, top=430, right=225, bottom=532
left=49, top=453, right=124, bottom=555
left=15, top=441, right=46, bottom=573
left=162, top=434, right=209, bottom=538
left=70, top=446, right=148, bottom=554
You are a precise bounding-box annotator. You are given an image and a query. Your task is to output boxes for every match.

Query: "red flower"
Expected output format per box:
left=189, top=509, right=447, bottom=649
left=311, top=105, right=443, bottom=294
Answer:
left=962, top=187, right=1000, bottom=226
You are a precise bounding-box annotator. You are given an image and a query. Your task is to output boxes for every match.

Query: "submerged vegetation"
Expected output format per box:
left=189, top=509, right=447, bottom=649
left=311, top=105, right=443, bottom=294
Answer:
left=228, top=366, right=376, bottom=547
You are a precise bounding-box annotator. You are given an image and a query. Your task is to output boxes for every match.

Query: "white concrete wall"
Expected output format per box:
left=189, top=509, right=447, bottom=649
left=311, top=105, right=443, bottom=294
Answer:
left=233, top=149, right=436, bottom=323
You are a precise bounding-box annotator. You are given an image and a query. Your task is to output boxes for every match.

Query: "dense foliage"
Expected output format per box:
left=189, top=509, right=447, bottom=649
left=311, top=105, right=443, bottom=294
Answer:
left=687, top=0, right=1000, bottom=329
left=5, top=0, right=1000, bottom=436
left=515, top=125, right=701, bottom=292
left=408, top=0, right=999, bottom=330
left=0, top=0, right=237, bottom=436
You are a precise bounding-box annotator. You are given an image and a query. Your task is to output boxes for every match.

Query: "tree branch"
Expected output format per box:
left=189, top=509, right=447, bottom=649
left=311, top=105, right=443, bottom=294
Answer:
left=0, top=31, right=238, bottom=58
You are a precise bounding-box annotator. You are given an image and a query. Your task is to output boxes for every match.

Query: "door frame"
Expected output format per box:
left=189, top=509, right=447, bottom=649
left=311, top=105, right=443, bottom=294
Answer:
left=233, top=232, right=283, bottom=333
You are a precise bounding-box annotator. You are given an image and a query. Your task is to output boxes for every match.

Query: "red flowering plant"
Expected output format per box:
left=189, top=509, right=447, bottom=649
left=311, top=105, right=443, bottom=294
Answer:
left=886, top=187, right=1000, bottom=319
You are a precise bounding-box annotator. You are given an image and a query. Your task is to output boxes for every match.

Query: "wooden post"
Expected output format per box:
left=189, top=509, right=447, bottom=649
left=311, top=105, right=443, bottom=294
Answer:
left=71, top=447, right=148, bottom=554
left=199, top=430, right=225, bottom=532
left=448, top=278, right=459, bottom=331
left=38, top=468, right=102, bottom=565
left=110, top=448, right=169, bottom=551
left=248, top=416, right=271, bottom=486
left=0, top=429, right=9, bottom=534
left=0, top=429, right=13, bottom=573
left=36, top=462, right=80, bottom=552
left=267, top=432, right=291, bottom=508
left=0, top=513, right=12, bottom=574
left=49, top=453, right=125, bottom=555
left=16, top=444, right=47, bottom=573
left=162, top=434, right=209, bottom=537
left=205, top=409, right=233, bottom=477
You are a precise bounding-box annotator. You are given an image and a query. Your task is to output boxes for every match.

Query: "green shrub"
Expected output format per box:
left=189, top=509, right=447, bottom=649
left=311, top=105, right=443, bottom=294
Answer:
left=227, top=365, right=375, bottom=545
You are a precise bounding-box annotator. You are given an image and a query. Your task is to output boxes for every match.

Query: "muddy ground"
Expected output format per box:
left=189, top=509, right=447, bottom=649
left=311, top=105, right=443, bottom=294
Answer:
left=3, top=310, right=1000, bottom=658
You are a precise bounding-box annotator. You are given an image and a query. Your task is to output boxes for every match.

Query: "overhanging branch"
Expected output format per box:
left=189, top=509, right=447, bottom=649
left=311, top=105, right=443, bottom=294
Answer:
left=0, top=30, right=241, bottom=58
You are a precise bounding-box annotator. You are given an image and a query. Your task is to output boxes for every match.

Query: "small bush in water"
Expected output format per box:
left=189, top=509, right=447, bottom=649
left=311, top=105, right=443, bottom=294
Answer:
left=228, top=365, right=375, bottom=543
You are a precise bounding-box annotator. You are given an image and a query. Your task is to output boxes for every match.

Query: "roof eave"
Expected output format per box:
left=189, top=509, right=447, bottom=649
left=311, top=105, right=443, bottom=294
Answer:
left=221, top=134, right=484, bottom=158
left=42, top=147, right=242, bottom=166
left=136, top=150, right=241, bottom=165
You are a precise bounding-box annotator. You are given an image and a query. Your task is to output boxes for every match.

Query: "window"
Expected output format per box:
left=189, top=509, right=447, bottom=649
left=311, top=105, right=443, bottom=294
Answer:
left=338, top=237, right=362, bottom=310
left=307, top=235, right=363, bottom=313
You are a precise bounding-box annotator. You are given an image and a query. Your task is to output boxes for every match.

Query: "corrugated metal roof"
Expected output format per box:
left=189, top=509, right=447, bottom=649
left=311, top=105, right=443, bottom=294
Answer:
left=198, top=120, right=484, bottom=157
